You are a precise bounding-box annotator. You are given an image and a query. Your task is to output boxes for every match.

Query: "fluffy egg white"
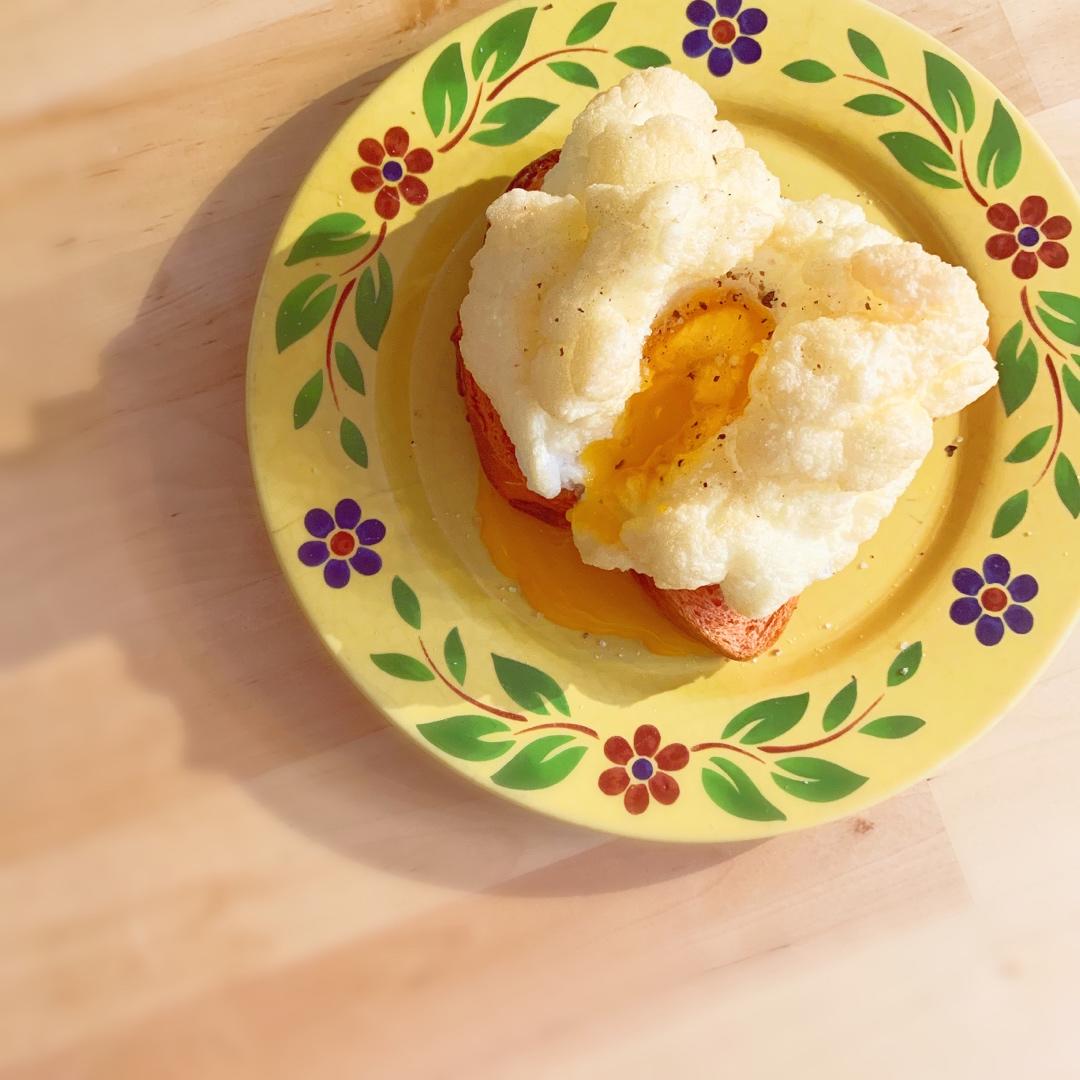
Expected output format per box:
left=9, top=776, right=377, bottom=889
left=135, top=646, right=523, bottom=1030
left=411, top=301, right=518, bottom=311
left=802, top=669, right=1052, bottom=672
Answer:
left=459, top=68, right=996, bottom=618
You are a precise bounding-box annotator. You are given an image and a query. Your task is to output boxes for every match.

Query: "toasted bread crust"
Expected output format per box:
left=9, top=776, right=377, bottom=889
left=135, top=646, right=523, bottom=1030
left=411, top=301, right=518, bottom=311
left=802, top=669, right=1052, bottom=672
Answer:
left=455, top=150, right=798, bottom=658
left=634, top=576, right=798, bottom=661
left=505, top=148, right=563, bottom=194
left=453, top=320, right=579, bottom=528
left=454, top=148, right=579, bottom=529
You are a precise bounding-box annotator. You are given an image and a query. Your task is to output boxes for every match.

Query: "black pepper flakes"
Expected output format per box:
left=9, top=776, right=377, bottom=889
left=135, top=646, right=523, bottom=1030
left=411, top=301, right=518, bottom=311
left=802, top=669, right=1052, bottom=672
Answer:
left=945, top=444, right=958, bottom=457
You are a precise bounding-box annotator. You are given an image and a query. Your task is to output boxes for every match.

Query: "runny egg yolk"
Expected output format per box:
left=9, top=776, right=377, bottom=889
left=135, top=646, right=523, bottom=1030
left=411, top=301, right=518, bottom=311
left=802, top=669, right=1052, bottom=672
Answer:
left=474, top=288, right=776, bottom=657
left=476, top=475, right=713, bottom=656
left=570, top=288, right=775, bottom=546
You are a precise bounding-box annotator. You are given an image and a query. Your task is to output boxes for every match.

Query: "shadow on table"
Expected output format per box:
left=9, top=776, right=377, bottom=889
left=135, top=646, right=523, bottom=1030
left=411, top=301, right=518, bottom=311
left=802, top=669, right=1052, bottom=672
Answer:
left=16, top=61, right=763, bottom=897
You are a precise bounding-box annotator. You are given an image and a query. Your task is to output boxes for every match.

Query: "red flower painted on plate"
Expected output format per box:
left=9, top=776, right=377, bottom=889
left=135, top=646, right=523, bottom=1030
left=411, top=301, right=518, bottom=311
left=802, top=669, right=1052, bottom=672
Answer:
left=598, top=724, right=689, bottom=815
left=351, top=127, right=433, bottom=221
left=985, top=195, right=1071, bottom=279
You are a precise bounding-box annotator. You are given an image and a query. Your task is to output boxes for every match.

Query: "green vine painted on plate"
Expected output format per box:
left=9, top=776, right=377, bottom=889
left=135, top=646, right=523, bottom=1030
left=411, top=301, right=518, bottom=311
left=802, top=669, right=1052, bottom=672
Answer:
left=369, top=577, right=927, bottom=817
left=783, top=27, right=1079, bottom=536
left=277, top=213, right=390, bottom=470
left=372, top=576, right=596, bottom=791
left=782, top=30, right=1019, bottom=197
left=423, top=3, right=669, bottom=152
left=691, top=644, right=924, bottom=822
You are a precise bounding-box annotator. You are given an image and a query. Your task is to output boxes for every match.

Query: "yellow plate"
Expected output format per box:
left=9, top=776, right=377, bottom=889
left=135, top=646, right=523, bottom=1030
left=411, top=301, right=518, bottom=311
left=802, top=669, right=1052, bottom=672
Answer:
left=248, top=0, right=1080, bottom=840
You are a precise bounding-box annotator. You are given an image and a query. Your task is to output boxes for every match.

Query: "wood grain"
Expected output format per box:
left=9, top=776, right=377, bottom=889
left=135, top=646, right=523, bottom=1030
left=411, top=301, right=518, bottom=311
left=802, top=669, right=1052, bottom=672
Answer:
left=0, top=0, right=1077, bottom=1076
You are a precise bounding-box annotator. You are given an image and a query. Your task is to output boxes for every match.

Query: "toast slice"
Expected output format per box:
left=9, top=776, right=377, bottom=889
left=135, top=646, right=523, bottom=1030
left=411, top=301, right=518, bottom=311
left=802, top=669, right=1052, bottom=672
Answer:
left=455, top=150, right=798, bottom=658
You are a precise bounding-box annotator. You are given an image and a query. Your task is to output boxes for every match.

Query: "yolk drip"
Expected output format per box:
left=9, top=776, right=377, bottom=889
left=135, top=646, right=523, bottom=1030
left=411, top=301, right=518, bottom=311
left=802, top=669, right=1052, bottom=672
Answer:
left=570, top=288, right=775, bottom=546
left=475, top=288, right=775, bottom=657
left=476, top=476, right=714, bottom=656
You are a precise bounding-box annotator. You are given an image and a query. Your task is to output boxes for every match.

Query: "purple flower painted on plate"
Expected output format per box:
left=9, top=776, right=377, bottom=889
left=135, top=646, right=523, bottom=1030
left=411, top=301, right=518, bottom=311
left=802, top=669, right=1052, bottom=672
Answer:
left=683, top=0, right=768, bottom=77
left=949, top=554, right=1037, bottom=646
left=297, top=498, right=386, bottom=588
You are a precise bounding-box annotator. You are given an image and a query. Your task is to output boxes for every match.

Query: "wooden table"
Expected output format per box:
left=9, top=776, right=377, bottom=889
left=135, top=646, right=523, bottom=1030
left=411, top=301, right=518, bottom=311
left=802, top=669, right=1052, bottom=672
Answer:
left=2, top=1, right=1078, bottom=1075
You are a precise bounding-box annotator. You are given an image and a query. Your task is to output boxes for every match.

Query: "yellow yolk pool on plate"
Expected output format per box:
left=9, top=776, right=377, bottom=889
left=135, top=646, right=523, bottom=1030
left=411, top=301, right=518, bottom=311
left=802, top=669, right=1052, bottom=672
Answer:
left=476, top=476, right=713, bottom=657
left=570, top=288, right=775, bottom=546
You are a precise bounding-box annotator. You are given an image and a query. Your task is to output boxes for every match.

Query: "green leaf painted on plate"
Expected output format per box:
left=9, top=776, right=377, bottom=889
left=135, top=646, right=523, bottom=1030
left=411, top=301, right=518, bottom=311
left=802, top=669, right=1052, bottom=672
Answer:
left=977, top=100, right=1022, bottom=188
left=1005, top=426, right=1053, bottom=463
left=995, top=321, right=1039, bottom=416
left=924, top=51, right=975, bottom=132
left=1063, top=366, right=1080, bottom=416
left=339, top=417, right=368, bottom=468
left=492, top=655, right=570, bottom=716
left=443, top=627, right=467, bottom=684
left=844, top=94, right=904, bottom=116
left=334, top=342, right=365, bottom=395
left=355, top=254, right=393, bottom=350
left=371, top=653, right=434, bottom=681
left=423, top=42, right=469, bottom=137
left=781, top=59, right=835, bottom=82
left=992, top=490, right=1029, bottom=538
left=470, top=97, right=558, bottom=146
left=887, top=642, right=922, bottom=687
left=567, top=2, right=616, bottom=45
left=879, top=132, right=961, bottom=189
left=847, top=29, right=888, bottom=78
left=772, top=758, right=868, bottom=803
left=472, top=7, right=536, bottom=81
left=702, top=759, right=786, bottom=822
left=548, top=60, right=599, bottom=88
left=1036, top=292, right=1080, bottom=346
left=417, top=715, right=513, bottom=761
left=276, top=274, right=337, bottom=353
left=491, top=735, right=587, bottom=790
left=285, top=213, right=369, bottom=266
left=292, top=370, right=323, bottom=429
left=614, top=46, right=671, bottom=69
left=822, top=677, right=858, bottom=732
left=392, top=576, right=422, bottom=630
left=860, top=715, right=925, bottom=739
left=721, top=693, right=810, bottom=745
left=1055, top=452, right=1080, bottom=518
